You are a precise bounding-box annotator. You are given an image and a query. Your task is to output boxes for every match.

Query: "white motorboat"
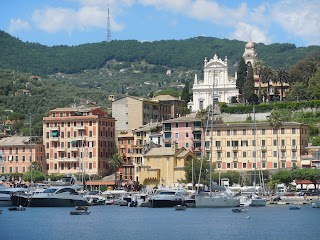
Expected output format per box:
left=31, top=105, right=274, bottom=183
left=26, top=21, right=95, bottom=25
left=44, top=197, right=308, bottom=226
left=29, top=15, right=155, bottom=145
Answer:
left=11, top=185, right=88, bottom=207
left=84, top=190, right=106, bottom=205
left=240, top=194, right=267, bottom=207
left=195, top=189, right=240, bottom=208
left=175, top=204, right=187, bottom=210
left=149, top=188, right=187, bottom=208
left=0, top=186, right=28, bottom=207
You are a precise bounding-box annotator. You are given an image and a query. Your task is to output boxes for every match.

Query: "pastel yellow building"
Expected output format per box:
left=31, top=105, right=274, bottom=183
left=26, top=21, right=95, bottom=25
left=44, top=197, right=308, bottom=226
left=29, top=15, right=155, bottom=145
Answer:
left=140, top=146, right=195, bottom=188
left=203, top=122, right=309, bottom=171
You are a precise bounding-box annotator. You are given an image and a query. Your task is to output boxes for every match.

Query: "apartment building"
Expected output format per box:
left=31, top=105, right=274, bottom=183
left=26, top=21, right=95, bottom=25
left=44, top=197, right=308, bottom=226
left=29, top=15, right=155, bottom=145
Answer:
left=112, top=95, right=183, bottom=137
left=300, top=146, right=320, bottom=168
left=117, top=132, right=134, bottom=184
left=205, top=122, right=309, bottom=171
left=43, top=106, right=115, bottom=176
left=0, top=136, right=46, bottom=174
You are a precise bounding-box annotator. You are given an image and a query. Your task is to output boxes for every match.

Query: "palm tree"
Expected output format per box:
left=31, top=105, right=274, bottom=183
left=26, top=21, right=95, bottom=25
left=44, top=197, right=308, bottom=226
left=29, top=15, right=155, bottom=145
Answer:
left=107, top=153, right=124, bottom=186
left=267, top=110, right=284, bottom=169
left=260, top=66, right=275, bottom=102
left=254, top=61, right=264, bottom=102
left=275, top=68, right=290, bottom=101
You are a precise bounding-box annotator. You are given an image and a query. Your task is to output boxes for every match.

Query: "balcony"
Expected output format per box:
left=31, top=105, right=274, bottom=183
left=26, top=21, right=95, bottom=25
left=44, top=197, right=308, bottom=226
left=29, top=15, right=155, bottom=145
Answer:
left=217, top=157, right=222, bottom=161
left=49, top=126, right=59, bottom=131
left=233, top=156, right=238, bottom=161
left=232, top=146, right=238, bottom=151
left=50, top=136, right=59, bottom=141
left=261, top=146, right=267, bottom=151
left=163, top=127, right=171, bottom=132
left=75, top=125, right=85, bottom=130
left=261, top=157, right=267, bottom=161
left=163, top=138, right=171, bottom=143
left=205, top=145, right=210, bottom=150
left=56, top=147, right=66, bottom=152
left=192, top=137, right=202, bottom=142
left=280, top=156, right=286, bottom=160
left=69, top=147, right=78, bottom=151
left=57, top=158, right=78, bottom=162
left=291, top=145, right=297, bottom=150
left=280, top=145, right=286, bottom=150
left=216, top=146, right=222, bottom=151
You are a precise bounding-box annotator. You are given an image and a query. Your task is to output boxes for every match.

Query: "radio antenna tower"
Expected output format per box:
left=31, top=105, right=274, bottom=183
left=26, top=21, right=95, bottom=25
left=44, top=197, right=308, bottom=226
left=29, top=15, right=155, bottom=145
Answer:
left=106, top=0, right=111, bottom=42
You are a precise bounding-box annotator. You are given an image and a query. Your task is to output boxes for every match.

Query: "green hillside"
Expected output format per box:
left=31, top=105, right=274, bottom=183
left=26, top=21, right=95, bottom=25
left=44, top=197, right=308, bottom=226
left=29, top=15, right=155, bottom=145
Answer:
left=1, top=30, right=319, bottom=76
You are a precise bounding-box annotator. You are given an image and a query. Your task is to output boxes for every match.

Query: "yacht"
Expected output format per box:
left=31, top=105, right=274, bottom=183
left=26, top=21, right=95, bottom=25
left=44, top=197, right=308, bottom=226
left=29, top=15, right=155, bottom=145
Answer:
left=148, top=188, right=186, bottom=208
left=0, top=186, right=28, bottom=207
left=311, top=200, right=320, bottom=208
left=240, top=193, right=267, bottom=207
left=11, top=185, right=88, bottom=207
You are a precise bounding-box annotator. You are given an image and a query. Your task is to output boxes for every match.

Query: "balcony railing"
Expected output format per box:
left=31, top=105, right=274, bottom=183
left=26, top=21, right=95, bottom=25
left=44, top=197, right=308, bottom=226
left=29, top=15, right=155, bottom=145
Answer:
left=232, top=146, right=238, bottom=151
left=281, top=145, right=286, bottom=150
left=261, top=146, right=267, bottom=151
left=216, top=146, right=222, bottom=151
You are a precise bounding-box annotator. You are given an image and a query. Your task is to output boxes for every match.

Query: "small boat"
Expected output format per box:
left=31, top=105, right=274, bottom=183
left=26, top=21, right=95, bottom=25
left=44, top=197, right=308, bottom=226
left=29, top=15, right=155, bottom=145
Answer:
left=0, top=209, right=2, bottom=214
left=174, top=205, right=187, bottom=210
left=70, top=206, right=90, bottom=215
left=232, top=208, right=248, bottom=213
left=119, top=200, right=129, bottom=206
left=8, top=205, right=26, bottom=211
left=289, top=205, right=301, bottom=210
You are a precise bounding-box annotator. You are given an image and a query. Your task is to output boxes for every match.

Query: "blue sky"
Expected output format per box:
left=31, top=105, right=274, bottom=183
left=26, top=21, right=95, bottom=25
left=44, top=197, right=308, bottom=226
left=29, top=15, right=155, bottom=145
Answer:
left=1, top=0, right=319, bottom=47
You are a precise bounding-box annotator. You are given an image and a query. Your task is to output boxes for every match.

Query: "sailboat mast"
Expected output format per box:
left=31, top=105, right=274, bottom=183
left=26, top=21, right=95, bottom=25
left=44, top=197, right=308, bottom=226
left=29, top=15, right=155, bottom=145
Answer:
left=209, top=71, right=216, bottom=194
left=29, top=114, right=33, bottom=185
left=253, top=107, right=257, bottom=190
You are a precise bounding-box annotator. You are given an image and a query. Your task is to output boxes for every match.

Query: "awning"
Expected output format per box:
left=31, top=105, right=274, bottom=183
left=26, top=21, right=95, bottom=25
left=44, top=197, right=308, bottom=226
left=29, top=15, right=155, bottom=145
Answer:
left=51, top=131, right=58, bottom=137
left=301, top=160, right=311, bottom=166
left=71, top=140, right=78, bottom=144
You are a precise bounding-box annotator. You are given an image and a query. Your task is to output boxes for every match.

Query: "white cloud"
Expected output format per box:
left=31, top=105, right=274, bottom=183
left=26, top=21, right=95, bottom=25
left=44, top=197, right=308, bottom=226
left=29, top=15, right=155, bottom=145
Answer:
left=231, top=22, right=271, bottom=44
left=31, top=0, right=131, bottom=34
left=8, top=18, right=31, bottom=33
left=271, top=0, right=320, bottom=45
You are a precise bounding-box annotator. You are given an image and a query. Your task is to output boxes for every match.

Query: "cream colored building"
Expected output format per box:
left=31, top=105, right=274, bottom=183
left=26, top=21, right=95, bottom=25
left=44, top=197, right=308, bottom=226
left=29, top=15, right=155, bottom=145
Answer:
left=43, top=106, right=115, bottom=176
left=139, top=146, right=195, bottom=188
left=112, top=95, right=183, bottom=137
left=204, top=122, right=309, bottom=171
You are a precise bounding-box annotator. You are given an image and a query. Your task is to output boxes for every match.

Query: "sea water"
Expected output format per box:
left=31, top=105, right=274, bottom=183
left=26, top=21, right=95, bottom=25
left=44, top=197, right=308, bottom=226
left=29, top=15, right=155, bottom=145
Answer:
left=0, top=205, right=319, bottom=240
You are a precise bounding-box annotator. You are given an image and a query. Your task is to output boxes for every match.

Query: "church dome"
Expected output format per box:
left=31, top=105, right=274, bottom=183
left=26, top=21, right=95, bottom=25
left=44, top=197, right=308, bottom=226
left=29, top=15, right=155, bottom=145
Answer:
left=245, top=40, right=255, bottom=49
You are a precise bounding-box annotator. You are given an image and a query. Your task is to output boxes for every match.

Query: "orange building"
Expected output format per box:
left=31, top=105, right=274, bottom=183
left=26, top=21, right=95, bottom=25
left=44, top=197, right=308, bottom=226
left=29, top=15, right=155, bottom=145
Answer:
left=117, top=132, right=135, bottom=184
left=43, top=106, right=115, bottom=176
left=0, top=136, right=46, bottom=174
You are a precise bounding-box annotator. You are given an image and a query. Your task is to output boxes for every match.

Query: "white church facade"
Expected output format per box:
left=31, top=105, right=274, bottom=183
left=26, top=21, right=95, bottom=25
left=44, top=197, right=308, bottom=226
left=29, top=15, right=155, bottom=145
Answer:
left=188, top=53, right=239, bottom=113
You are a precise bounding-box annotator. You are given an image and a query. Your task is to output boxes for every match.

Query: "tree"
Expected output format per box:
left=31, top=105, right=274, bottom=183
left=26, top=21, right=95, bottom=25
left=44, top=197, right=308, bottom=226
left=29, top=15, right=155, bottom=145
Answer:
left=275, top=68, right=290, bottom=101
left=236, top=58, right=247, bottom=100
left=243, top=64, right=255, bottom=103
left=267, top=110, right=284, bottom=169
left=184, top=157, right=211, bottom=187
left=286, top=82, right=308, bottom=101
left=307, top=69, right=320, bottom=100
left=260, top=66, right=275, bottom=102
left=181, top=80, right=190, bottom=107
left=107, top=153, right=124, bottom=174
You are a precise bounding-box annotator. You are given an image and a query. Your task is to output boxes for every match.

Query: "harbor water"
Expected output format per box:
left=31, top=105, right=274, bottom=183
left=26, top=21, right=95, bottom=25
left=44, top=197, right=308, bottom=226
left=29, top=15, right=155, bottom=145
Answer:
left=1, top=205, right=319, bottom=240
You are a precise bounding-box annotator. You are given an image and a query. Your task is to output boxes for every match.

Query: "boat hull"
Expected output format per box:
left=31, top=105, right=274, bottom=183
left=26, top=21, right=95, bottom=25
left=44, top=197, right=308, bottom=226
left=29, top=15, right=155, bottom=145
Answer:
left=11, top=195, right=88, bottom=207
left=250, top=198, right=267, bottom=207
left=195, top=195, right=240, bottom=208
left=149, top=199, right=184, bottom=208
left=311, top=200, right=320, bottom=208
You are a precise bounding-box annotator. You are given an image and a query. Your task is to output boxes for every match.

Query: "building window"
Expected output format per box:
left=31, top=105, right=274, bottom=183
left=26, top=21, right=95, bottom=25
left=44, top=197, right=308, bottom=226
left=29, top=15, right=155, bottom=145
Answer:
left=292, top=128, right=296, bottom=134
left=227, top=130, right=230, bottom=136
left=253, top=151, right=256, bottom=158
left=216, top=141, right=221, bottom=147
left=186, top=143, right=189, bottom=148
left=262, top=129, right=266, bottom=135
left=227, top=152, right=230, bottom=158
left=243, top=151, right=247, bottom=157
left=54, top=164, right=57, bottom=170
left=262, top=152, right=266, bottom=158
left=281, top=128, right=285, bottom=134
left=217, top=130, right=221, bottom=136
left=233, top=129, right=237, bottom=135
left=233, top=162, right=237, bottom=168
left=89, top=152, right=93, bottom=158
left=227, top=141, right=230, bottom=147
left=262, top=139, right=266, bottom=146
left=89, top=163, right=92, bottom=169
left=262, top=162, right=266, bottom=168
left=89, top=131, right=93, bottom=137
left=281, top=162, right=285, bottom=168
left=186, top=123, right=189, bottom=127
left=227, top=163, right=230, bottom=169
left=253, top=163, right=256, bottom=169
left=292, top=162, right=296, bottom=168
left=242, top=129, right=246, bottom=135
left=89, top=121, right=92, bottom=126
left=22, top=156, right=25, bottom=161
left=273, top=151, right=277, bottom=157
left=186, top=133, right=189, bottom=138
left=217, top=163, right=221, bottom=168
left=241, top=140, right=248, bottom=147
left=68, top=122, right=71, bottom=127
left=281, top=139, right=285, bottom=146
left=175, top=133, right=178, bottom=139
left=273, top=139, right=277, bottom=146
left=273, top=128, right=277, bottom=134
left=273, top=163, right=277, bottom=168
left=243, top=163, right=246, bottom=168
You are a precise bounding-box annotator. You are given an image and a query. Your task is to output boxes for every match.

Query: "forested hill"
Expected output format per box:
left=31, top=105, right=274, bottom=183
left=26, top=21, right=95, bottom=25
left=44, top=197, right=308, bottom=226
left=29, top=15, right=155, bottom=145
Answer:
left=1, top=30, right=319, bottom=76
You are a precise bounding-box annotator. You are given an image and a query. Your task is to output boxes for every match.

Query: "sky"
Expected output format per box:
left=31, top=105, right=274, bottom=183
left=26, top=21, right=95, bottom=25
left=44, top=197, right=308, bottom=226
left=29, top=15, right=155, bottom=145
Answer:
left=0, top=0, right=319, bottom=47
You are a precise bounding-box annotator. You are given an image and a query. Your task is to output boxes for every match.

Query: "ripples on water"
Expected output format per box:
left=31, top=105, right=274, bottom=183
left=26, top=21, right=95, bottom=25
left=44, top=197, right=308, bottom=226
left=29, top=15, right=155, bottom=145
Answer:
left=1, top=205, right=319, bottom=240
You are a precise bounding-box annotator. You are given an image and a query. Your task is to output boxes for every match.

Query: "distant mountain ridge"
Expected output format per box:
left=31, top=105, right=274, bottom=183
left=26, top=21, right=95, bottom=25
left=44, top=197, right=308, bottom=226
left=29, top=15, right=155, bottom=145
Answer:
left=1, top=30, right=319, bottom=76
